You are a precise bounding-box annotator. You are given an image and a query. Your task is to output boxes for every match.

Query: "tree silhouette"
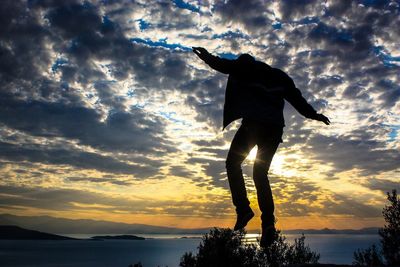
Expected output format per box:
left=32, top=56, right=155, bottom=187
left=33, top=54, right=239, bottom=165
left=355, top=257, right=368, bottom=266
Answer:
left=353, top=244, right=384, bottom=266
left=180, top=228, right=319, bottom=267
left=379, top=189, right=400, bottom=265
left=353, top=189, right=400, bottom=266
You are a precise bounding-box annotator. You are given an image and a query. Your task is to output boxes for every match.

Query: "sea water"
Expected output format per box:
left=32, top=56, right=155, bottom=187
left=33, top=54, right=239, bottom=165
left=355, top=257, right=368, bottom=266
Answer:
left=0, top=234, right=380, bottom=267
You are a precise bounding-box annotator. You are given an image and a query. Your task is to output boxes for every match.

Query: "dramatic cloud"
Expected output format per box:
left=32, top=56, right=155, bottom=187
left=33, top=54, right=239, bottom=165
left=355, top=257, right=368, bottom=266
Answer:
left=0, top=0, right=398, bottom=229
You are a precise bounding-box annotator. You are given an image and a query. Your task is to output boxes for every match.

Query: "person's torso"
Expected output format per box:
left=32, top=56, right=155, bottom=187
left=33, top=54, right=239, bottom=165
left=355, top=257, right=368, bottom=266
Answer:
left=223, top=62, right=287, bottom=128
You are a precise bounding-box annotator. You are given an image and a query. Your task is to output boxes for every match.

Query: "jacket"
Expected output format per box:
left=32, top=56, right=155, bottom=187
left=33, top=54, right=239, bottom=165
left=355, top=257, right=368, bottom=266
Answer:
left=202, top=54, right=318, bottom=129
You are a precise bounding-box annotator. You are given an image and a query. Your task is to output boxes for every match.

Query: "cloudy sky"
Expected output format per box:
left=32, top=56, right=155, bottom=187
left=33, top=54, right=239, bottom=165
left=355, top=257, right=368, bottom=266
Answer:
left=0, top=0, right=399, bottom=230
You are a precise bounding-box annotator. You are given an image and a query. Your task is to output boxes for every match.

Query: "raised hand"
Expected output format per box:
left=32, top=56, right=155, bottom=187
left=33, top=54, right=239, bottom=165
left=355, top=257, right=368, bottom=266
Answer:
left=315, top=113, right=330, bottom=125
left=192, top=47, right=210, bottom=61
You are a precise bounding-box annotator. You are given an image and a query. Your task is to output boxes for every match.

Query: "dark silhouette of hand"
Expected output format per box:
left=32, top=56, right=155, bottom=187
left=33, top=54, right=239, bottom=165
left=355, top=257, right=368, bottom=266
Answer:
left=192, top=47, right=210, bottom=61
left=315, top=113, right=330, bottom=125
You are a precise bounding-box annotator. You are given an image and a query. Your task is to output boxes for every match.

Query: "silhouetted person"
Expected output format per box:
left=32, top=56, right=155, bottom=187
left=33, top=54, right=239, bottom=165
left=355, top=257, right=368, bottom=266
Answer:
left=193, top=47, right=330, bottom=248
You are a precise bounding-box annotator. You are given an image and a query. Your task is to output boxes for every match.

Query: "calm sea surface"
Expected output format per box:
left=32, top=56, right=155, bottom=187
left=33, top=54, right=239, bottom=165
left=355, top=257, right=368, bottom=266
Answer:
left=0, top=234, right=380, bottom=267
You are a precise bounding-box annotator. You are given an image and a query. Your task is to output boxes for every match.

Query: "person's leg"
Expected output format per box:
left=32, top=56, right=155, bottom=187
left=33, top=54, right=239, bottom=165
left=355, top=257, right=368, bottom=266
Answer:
left=255, top=136, right=281, bottom=248
left=253, top=132, right=281, bottom=228
left=226, top=122, right=256, bottom=216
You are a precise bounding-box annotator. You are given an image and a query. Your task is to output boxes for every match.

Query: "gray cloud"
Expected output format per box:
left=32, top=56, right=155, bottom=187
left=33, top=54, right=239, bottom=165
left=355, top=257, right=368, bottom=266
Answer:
left=66, top=176, right=133, bottom=186
left=0, top=93, right=173, bottom=155
left=279, top=0, right=321, bottom=20
left=305, top=133, right=400, bottom=175
left=214, top=0, right=273, bottom=32
left=168, top=165, right=196, bottom=178
left=271, top=175, right=382, bottom=218
left=0, top=1, right=198, bottom=181
left=363, top=178, right=400, bottom=194
left=0, top=0, right=399, bottom=223
left=0, top=141, right=159, bottom=177
left=0, top=184, right=233, bottom=218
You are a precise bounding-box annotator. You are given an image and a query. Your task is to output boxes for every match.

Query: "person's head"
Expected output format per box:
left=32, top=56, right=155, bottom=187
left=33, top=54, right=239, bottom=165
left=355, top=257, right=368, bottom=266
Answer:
left=237, top=53, right=255, bottom=63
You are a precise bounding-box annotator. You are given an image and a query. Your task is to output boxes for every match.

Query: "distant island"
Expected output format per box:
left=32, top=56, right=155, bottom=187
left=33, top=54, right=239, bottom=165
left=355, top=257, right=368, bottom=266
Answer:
left=0, top=225, right=78, bottom=240
left=0, top=225, right=146, bottom=241
left=91, top=235, right=145, bottom=240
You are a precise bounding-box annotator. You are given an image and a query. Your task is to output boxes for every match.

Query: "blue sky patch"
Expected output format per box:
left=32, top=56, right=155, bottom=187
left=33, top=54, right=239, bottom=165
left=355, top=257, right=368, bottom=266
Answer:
left=102, top=16, right=115, bottom=32
left=373, top=46, right=400, bottom=67
left=217, top=52, right=238, bottom=60
left=272, top=21, right=282, bottom=30
left=293, top=16, right=320, bottom=25
left=310, top=23, right=353, bottom=44
left=388, top=127, right=398, bottom=142
left=131, top=38, right=191, bottom=51
left=137, top=19, right=150, bottom=31
left=51, top=58, right=68, bottom=73
left=172, top=0, right=201, bottom=13
left=158, top=111, right=189, bottom=125
left=212, top=30, right=248, bottom=40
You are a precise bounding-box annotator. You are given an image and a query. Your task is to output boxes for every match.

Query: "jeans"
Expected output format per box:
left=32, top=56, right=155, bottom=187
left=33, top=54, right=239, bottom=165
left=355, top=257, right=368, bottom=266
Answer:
left=226, top=119, right=282, bottom=227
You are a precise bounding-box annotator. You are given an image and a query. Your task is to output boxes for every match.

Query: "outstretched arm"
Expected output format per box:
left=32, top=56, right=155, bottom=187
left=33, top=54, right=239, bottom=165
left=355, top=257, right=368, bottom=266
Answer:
left=284, top=76, right=330, bottom=125
left=286, top=87, right=330, bottom=125
left=192, top=47, right=234, bottom=74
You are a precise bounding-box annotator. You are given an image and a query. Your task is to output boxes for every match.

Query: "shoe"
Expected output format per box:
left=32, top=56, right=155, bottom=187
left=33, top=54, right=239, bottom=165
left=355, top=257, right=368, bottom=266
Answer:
left=260, top=225, right=276, bottom=248
left=233, top=209, right=254, bottom=231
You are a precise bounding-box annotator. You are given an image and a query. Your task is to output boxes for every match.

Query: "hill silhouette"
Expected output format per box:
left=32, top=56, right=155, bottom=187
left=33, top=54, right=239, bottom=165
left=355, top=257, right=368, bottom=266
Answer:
left=0, top=225, right=77, bottom=240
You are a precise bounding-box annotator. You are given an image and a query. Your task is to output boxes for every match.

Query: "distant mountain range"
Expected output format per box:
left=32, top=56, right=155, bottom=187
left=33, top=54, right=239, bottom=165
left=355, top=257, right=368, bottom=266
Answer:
left=0, top=214, right=380, bottom=235
left=283, top=227, right=380, bottom=235
left=0, top=214, right=210, bottom=234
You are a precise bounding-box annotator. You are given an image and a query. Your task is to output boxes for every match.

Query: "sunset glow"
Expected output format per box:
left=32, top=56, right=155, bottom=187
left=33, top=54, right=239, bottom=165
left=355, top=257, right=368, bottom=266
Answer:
left=0, top=0, right=399, bottom=232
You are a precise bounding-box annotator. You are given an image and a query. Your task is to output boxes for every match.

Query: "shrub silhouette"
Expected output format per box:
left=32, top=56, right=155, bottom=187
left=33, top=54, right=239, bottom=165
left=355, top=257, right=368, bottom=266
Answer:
left=353, top=244, right=384, bottom=266
left=180, top=252, right=197, bottom=267
left=180, top=228, right=319, bottom=267
left=353, top=189, right=400, bottom=266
